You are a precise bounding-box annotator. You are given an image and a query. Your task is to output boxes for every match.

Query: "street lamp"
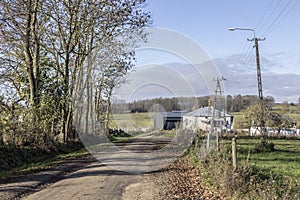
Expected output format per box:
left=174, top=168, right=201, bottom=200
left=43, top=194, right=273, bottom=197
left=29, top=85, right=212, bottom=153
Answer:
left=228, top=27, right=256, bottom=38
left=228, top=27, right=266, bottom=141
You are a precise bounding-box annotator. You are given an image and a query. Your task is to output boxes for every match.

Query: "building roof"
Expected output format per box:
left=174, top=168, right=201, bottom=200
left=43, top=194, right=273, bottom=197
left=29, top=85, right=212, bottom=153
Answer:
left=157, top=111, right=187, bottom=118
left=184, top=106, right=232, bottom=118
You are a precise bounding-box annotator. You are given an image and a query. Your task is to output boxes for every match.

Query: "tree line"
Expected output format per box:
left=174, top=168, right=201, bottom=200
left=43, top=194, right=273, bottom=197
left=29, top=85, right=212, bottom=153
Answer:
left=0, top=0, right=151, bottom=147
left=121, top=95, right=275, bottom=113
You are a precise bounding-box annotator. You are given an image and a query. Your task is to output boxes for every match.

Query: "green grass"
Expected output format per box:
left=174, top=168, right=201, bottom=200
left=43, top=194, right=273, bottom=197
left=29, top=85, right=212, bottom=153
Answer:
left=231, top=112, right=244, bottom=129
left=109, top=135, right=133, bottom=143
left=110, top=112, right=155, bottom=128
left=15, top=148, right=88, bottom=173
left=232, top=104, right=300, bottom=129
left=221, top=138, right=300, bottom=180
left=189, top=137, right=300, bottom=198
left=0, top=144, right=89, bottom=180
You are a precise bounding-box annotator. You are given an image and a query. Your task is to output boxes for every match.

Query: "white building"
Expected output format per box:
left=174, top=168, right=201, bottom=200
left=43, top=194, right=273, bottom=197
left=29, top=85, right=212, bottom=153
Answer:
left=183, top=107, right=234, bottom=131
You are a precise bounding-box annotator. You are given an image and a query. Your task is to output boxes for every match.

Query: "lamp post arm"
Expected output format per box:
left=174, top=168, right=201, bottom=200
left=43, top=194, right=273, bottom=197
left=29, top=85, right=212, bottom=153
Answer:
left=228, top=27, right=256, bottom=38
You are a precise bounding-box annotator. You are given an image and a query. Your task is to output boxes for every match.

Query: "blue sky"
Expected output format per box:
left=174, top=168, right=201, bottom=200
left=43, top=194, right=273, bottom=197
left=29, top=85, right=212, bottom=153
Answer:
left=124, top=0, right=300, bottom=103
left=118, top=0, right=300, bottom=103
left=144, top=0, right=300, bottom=74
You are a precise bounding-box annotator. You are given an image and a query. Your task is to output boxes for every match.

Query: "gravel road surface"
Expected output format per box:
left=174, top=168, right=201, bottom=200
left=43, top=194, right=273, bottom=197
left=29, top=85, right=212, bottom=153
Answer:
left=0, top=133, right=177, bottom=200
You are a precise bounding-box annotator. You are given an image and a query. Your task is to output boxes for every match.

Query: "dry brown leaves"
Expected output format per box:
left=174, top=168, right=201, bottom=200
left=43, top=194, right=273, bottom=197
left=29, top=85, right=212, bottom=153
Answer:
left=155, top=157, right=223, bottom=200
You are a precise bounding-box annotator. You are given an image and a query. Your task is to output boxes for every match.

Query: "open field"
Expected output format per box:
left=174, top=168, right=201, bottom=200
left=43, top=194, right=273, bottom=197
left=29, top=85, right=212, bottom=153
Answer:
left=109, top=103, right=300, bottom=132
left=110, top=112, right=155, bottom=129
left=232, top=104, right=300, bottom=130
left=109, top=112, right=300, bottom=181
left=221, top=138, right=300, bottom=180
left=104, top=110, right=300, bottom=183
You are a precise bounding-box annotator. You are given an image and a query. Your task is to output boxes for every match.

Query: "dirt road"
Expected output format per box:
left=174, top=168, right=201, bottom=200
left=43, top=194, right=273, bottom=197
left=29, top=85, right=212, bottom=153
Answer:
left=22, top=162, right=161, bottom=200
left=0, top=133, right=176, bottom=200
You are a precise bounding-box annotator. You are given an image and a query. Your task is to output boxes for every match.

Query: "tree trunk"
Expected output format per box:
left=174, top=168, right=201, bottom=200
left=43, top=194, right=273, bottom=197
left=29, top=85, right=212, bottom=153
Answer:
left=62, top=57, right=70, bottom=142
left=24, top=0, right=39, bottom=107
left=104, top=87, right=113, bottom=135
left=32, top=0, right=40, bottom=106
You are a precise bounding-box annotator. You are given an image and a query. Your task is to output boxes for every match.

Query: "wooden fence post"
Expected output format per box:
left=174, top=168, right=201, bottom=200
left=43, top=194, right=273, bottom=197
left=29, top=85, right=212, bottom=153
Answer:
left=232, top=137, right=237, bottom=169
left=207, top=132, right=210, bottom=149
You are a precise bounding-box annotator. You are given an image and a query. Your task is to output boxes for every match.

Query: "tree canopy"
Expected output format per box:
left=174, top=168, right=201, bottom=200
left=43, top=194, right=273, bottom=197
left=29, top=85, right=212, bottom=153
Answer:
left=0, top=0, right=151, bottom=146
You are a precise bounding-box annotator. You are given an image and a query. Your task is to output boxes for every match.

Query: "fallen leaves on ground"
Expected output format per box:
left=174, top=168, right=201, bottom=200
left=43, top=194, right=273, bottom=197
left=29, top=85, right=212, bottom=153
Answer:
left=154, top=157, right=223, bottom=200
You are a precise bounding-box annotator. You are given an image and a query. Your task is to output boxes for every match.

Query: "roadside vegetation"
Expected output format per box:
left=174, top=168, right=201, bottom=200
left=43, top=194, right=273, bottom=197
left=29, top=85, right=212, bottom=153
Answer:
left=0, top=0, right=151, bottom=180
left=188, top=134, right=300, bottom=199
left=109, top=107, right=300, bottom=199
left=229, top=138, right=300, bottom=180
left=0, top=142, right=88, bottom=180
left=1, top=1, right=299, bottom=199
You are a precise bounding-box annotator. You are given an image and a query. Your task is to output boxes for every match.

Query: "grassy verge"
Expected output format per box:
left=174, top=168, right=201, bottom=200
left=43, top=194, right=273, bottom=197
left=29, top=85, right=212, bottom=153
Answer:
left=222, top=138, right=300, bottom=180
left=0, top=142, right=89, bottom=180
left=110, top=130, right=174, bottom=142
left=188, top=137, right=300, bottom=199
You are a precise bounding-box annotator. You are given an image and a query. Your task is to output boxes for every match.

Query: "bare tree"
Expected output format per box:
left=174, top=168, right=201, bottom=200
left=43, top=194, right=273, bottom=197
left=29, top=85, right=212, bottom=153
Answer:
left=0, top=0, right=47, bottom=107
left=242, top=104, right=266, bottom=134
left=45, top=0, right=150, bottom=140
left=0, top=0, right=151, bottom=144
left=268, top=112, right=295, bottom=135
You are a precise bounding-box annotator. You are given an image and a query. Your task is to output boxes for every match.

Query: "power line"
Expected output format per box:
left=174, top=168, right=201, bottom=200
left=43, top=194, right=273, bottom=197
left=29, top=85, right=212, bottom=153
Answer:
left=227, top=0, right=297, bottom=93
left=262, top=0, right=299, bottom=36
left=226, top=43, right=250, bottom=86
left=227, top=0, right=291, bottom=90
left=226, top=43, right=253, bottom=89
left=230, top=0, right=281, bottom=82
left=256, top=0, right=283, bottom=35
left=261, top=0, right=295, bottom=36
left=255, top=0, right=275, bottom=31
left=232, top=0, right=277, bottom=77
left=227, top=1, right=274, bottom=88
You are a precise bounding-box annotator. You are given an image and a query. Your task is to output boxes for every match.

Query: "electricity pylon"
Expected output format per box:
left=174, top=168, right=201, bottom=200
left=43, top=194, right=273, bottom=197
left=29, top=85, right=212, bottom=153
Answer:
left=207, top=76, right=226, bottom=150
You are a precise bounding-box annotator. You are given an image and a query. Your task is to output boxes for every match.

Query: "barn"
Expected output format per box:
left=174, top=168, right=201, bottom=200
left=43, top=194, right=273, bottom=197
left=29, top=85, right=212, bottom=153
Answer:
left=154, top=111, right=186, bottom=130
left=183, top=106, right=234, bottom=131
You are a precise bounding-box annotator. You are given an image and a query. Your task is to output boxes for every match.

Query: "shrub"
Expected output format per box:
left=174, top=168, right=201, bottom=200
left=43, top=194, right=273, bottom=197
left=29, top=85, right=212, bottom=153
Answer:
left=251, top=141, right=275, bottom=153
left=189, top=142, right=300, bottom=199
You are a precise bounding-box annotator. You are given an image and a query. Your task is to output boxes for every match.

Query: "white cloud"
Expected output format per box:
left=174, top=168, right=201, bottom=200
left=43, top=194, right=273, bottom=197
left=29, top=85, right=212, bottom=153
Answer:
left=114, top=57, right=300, bottom=103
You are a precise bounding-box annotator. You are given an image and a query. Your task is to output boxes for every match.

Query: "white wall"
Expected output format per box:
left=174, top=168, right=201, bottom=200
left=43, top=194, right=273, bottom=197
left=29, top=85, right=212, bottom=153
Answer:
left=183, top=116, right=211, bottom=131
left=183, top=115, right=234, bottom=131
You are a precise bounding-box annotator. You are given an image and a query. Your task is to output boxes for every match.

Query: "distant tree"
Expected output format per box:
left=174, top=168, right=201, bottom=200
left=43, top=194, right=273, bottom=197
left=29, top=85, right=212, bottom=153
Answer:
left=265, top=96, right=275, bottom=110
left=268, top=112, right=295, bottom=135
left=241, top=104, right=268, bottom=135
left=241, top=95, right=259, bottom=108
left=197, top=96, right=209, bottom=108
left=232, top=95, right=243, bottom=112
left=242, top=104, right=261, bottom=133
left=281, top=101, right=289, bottom=114
left=226, top=95, right=233, bottom=112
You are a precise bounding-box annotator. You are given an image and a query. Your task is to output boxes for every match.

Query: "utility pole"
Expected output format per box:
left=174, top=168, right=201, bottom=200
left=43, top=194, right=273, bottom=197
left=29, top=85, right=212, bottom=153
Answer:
left=228, top=27, right=266, bottom=142
left=248, top=37, right=266, bottom=142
